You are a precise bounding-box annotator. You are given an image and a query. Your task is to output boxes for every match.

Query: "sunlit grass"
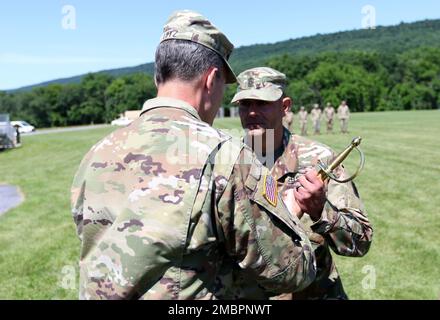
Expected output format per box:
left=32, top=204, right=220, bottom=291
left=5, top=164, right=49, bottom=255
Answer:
left=0, top=110, right=439, bottom=299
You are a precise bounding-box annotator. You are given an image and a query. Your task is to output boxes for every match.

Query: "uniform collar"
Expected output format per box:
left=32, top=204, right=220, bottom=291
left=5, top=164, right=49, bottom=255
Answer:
left=141, top=97, right=201, bottom=121
left=270, top=127, right=298, bottom=181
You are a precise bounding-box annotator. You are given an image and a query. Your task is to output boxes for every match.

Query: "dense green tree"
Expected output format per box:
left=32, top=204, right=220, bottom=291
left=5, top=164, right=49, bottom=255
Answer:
left=24, top=85, right=63, bottom=127
left=104, top=78, right=127, bottom=122
left=2, top=45, right=439, bottom=128
left=77, top=73, right=113, bottom=124
left=0, top=91, right=15, bottom=114
left=59, top=84, right=84, bottom=125
left=222, top=83, right=238, bottom=108
left=104, top=73, right=156, bottom=122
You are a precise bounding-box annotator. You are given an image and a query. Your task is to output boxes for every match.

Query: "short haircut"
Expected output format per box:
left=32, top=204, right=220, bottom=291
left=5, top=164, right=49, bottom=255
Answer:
left=155, top=39, right=224, bottom=85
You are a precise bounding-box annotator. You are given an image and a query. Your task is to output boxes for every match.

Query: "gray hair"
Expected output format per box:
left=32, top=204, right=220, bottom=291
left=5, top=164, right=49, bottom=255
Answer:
left=154, top=39, right=224, bottom=84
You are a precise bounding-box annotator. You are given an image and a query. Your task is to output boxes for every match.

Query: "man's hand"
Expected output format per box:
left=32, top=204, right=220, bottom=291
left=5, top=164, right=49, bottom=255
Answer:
left=282, top=187, right=303, bottom=219
left=293, top=169, right=327, bottom=221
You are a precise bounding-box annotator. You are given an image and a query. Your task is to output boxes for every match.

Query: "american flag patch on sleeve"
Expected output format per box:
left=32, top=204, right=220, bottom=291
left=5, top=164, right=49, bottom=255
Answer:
left=263, top=174, right=278, bottom=207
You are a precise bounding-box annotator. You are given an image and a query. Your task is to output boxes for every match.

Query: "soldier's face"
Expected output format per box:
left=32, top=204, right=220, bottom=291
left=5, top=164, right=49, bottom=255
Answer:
left=238, top=98, right=285, bottom=138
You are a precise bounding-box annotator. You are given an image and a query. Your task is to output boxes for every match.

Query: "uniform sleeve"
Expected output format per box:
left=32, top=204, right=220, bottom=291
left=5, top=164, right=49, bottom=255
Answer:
left=310, top=164, right=373, bottom=257
left=215, top=147, right=316, bottom=293
left=71, top=149, right=95, bottom=241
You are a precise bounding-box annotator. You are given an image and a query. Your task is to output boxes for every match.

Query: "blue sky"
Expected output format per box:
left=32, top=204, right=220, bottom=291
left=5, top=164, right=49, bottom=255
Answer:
left=1, top=0, right=439, bottom=90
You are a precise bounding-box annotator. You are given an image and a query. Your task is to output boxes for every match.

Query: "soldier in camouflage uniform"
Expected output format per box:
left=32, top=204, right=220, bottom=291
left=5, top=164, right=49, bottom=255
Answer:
left=298, top=106, right=308, bottom=136
left=282, top=109, right=294, bottom=132
left=310, top=104, right=322, bottom=135
left=230, top=67, right=373, bottom=300
left=71, top=11, right=316, bottom=300
left=338, top=100, right=350, bottom=134
left=324, top=102, right=335, bottom=134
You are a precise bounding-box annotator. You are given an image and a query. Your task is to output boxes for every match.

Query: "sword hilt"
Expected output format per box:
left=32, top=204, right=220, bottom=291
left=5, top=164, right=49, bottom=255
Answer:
left=317, top=137, right=364, bottom=183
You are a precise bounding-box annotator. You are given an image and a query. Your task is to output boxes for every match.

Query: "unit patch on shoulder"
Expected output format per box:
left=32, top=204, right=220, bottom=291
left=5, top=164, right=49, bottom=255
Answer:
left=262, top=174, right=278, bottom=207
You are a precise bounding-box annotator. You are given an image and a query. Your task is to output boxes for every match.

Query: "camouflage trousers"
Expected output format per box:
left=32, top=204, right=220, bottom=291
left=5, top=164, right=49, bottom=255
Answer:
left=300, top=121, right=307, bottom=136
left=313, top=120, right=320, bottom=134
left=340, top=119, right=348, bottom=133
left=326, top=119, right=333, bottom=133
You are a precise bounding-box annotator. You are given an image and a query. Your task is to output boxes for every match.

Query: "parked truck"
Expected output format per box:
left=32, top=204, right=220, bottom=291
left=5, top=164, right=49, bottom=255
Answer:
left=0, top=114, right=21, bottom=149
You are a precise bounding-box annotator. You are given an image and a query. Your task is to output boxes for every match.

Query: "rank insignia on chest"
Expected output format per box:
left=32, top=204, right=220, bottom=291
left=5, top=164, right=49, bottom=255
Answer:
left=263, top=174, right=278, bottom=207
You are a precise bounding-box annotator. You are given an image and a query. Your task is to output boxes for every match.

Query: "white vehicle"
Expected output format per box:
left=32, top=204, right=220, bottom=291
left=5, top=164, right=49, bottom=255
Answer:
left=11, top=120, right=35, bottom=134
left=111, top=111, right=141, bottom=127
left=111, top=117, right=133, bottom=126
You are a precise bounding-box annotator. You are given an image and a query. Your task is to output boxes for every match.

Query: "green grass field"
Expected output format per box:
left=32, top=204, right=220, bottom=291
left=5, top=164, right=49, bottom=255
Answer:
left=1, top=110, right=439, bottom=299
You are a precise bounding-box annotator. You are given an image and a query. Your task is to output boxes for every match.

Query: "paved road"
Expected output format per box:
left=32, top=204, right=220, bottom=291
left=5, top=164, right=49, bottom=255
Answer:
left=0, top=185, right=23, bottom=216
left=24, top=124, right=113, bottom=136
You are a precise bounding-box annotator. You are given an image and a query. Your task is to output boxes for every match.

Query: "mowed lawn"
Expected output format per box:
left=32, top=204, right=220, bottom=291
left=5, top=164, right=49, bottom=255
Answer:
left=0, top=110, right=439, bottom=299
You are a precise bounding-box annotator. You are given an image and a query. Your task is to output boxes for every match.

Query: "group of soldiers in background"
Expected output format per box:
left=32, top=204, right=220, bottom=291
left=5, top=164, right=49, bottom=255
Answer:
left=283, top=101, right=350, bottom=135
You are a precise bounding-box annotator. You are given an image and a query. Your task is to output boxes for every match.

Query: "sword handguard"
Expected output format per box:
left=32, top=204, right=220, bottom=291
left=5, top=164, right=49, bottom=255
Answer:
left=317, top=137, right=364, bottom=183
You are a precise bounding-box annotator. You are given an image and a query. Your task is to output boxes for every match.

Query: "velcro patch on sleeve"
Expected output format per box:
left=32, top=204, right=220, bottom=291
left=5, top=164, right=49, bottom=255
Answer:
left=262, top=174, right=278, bottom=207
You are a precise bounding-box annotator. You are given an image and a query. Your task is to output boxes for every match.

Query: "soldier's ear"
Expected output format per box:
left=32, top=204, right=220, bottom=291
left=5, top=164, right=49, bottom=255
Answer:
left=282, top=96, right=292, bottom=113
left=205, top=67, right=220, bottom=93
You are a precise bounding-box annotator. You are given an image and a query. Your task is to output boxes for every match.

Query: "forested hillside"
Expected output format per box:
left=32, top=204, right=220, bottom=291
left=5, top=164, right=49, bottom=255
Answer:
left=1, top=19, right=439, bottom=127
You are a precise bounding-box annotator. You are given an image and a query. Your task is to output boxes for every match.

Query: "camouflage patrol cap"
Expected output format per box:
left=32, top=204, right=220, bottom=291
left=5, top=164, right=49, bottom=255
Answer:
left=231, top=67, right=287, bottom=104
left=160, top=10, right=236, bottom=84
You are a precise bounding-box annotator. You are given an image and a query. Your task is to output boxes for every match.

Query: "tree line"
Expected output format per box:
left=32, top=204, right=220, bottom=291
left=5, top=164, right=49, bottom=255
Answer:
left=1, top=46, right=439, bottom=127
left=264, top=47, right=440, bottom=112
left=0, top=73, right=156, bottom=128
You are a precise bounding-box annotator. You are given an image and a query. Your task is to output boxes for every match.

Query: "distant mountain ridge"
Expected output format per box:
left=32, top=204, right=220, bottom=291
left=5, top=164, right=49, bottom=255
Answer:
left=9, top=18, right=440, bottom=92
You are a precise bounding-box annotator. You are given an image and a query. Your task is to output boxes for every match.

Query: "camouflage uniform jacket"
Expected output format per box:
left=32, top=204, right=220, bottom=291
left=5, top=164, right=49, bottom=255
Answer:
left=310, top=109, right=322, bottom=122
left=271, top=127, right=373, bottom=299
left=337, top=105, right=350, bottom=119
left=298, top=110, right=308, bottom=122
left=324, top=107, right=335, bottom=120
left=282, top=111, right=294, bottom=129
left=71, top=97, right=316, bottom=300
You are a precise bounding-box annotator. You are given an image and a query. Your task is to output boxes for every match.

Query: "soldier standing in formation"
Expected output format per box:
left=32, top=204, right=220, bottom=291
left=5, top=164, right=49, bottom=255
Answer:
left=70, top=10, right=316, bottom=300
left=324, top=102, right=335, bottom=134
left=310, top=103, right=322, bottom=135
left=230, top=66, right=373, bottom=299
left=338, top=100, right=350, bottom=133
left=298, top=106, right=308, bottom=136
